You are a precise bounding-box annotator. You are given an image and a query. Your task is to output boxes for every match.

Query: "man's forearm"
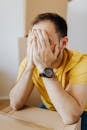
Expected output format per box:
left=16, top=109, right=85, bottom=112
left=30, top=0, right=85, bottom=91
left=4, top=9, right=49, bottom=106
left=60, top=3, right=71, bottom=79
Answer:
left=42, top=77, right=82, bottom=124
left=9, top=65, right=34, bottom=110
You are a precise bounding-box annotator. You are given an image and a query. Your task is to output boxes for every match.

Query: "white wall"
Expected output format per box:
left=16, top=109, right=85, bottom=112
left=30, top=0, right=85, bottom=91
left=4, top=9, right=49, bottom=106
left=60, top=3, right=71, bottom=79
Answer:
left=67, top=0, right=87, bottom=53
left=0, top=0, right=25, bottom=98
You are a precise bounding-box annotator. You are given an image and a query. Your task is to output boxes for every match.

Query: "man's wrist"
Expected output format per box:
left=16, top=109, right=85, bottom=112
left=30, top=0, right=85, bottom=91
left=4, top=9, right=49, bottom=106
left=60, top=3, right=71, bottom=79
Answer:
left=36, top=64, right=48, bottom=73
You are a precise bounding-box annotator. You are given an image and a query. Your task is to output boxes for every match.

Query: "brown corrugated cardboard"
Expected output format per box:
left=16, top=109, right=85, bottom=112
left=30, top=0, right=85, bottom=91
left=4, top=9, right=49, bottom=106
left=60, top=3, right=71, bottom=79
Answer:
left=0, top=107, right=81, bottom=130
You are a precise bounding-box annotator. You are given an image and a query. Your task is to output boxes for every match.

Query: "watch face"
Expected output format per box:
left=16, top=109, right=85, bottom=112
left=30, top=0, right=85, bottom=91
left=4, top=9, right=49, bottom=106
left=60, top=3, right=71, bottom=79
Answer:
left=45, top=68, right=54, bottom=78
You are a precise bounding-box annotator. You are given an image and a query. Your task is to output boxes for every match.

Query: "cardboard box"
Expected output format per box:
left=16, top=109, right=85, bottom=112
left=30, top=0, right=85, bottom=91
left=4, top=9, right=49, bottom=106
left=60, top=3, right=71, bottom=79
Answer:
left=0, top=107, right=81, bottom=130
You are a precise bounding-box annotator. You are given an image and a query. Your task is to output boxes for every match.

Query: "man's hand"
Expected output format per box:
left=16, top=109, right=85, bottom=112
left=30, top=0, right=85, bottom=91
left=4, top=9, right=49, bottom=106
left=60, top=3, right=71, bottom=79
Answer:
left=32, top=29, right=59, bottom=72
left=27, top=31, right=35, bottom=69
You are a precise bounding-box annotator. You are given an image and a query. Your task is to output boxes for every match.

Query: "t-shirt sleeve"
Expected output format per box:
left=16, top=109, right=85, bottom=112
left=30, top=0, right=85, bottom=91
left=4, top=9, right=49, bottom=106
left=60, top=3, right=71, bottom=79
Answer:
left=69, top=57, right=87, bottom=85
left=17, top=58, right=27, bottom=81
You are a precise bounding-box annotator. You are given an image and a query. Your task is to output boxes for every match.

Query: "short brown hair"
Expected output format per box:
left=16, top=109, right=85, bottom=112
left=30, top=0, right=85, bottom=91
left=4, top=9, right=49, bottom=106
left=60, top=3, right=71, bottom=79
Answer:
left=32, top=12, right=67, bottom=37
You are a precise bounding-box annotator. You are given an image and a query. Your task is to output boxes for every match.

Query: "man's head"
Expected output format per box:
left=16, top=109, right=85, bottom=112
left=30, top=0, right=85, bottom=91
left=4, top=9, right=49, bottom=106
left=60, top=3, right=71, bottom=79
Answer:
left=31, top=13, right=68, bottom=61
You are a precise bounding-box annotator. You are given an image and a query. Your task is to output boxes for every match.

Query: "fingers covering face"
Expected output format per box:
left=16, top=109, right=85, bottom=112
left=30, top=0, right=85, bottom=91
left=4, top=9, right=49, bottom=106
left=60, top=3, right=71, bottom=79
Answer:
left=27, top=29, right=54, bottom=55
left=33, top=29, right=51, bottom=48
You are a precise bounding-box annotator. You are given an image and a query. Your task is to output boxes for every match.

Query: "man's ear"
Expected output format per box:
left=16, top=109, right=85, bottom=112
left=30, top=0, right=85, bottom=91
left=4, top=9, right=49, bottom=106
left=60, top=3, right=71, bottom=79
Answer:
left=60, top=36, right=68, bottom=49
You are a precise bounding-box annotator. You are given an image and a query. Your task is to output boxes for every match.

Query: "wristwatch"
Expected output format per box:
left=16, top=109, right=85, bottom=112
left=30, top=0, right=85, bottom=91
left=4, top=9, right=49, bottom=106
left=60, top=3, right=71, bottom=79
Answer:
left=39, top=67, right=55, bottom=78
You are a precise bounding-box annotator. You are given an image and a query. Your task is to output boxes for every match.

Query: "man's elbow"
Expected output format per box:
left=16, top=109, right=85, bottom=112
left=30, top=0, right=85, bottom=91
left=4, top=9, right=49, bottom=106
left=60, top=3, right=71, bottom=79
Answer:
left=10, top=101, right=22, bottom=111
left=9, top=94, right=23, bottom=110
left=63, top=114, right=81, bottom=125
left=9, top=95, right=23, bottom=111
left=63, top=106, right=83, bottom=125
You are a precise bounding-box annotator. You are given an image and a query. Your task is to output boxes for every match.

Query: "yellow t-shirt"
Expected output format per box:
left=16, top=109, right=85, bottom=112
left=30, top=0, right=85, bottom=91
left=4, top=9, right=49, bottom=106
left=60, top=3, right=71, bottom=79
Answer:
left=17, top=48, right=87, bottom=111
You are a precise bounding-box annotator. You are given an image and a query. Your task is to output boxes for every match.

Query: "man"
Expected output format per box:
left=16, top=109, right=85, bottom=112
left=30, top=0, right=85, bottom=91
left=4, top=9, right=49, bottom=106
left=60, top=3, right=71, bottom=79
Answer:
left=9, top=13, right=87, bottom=125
